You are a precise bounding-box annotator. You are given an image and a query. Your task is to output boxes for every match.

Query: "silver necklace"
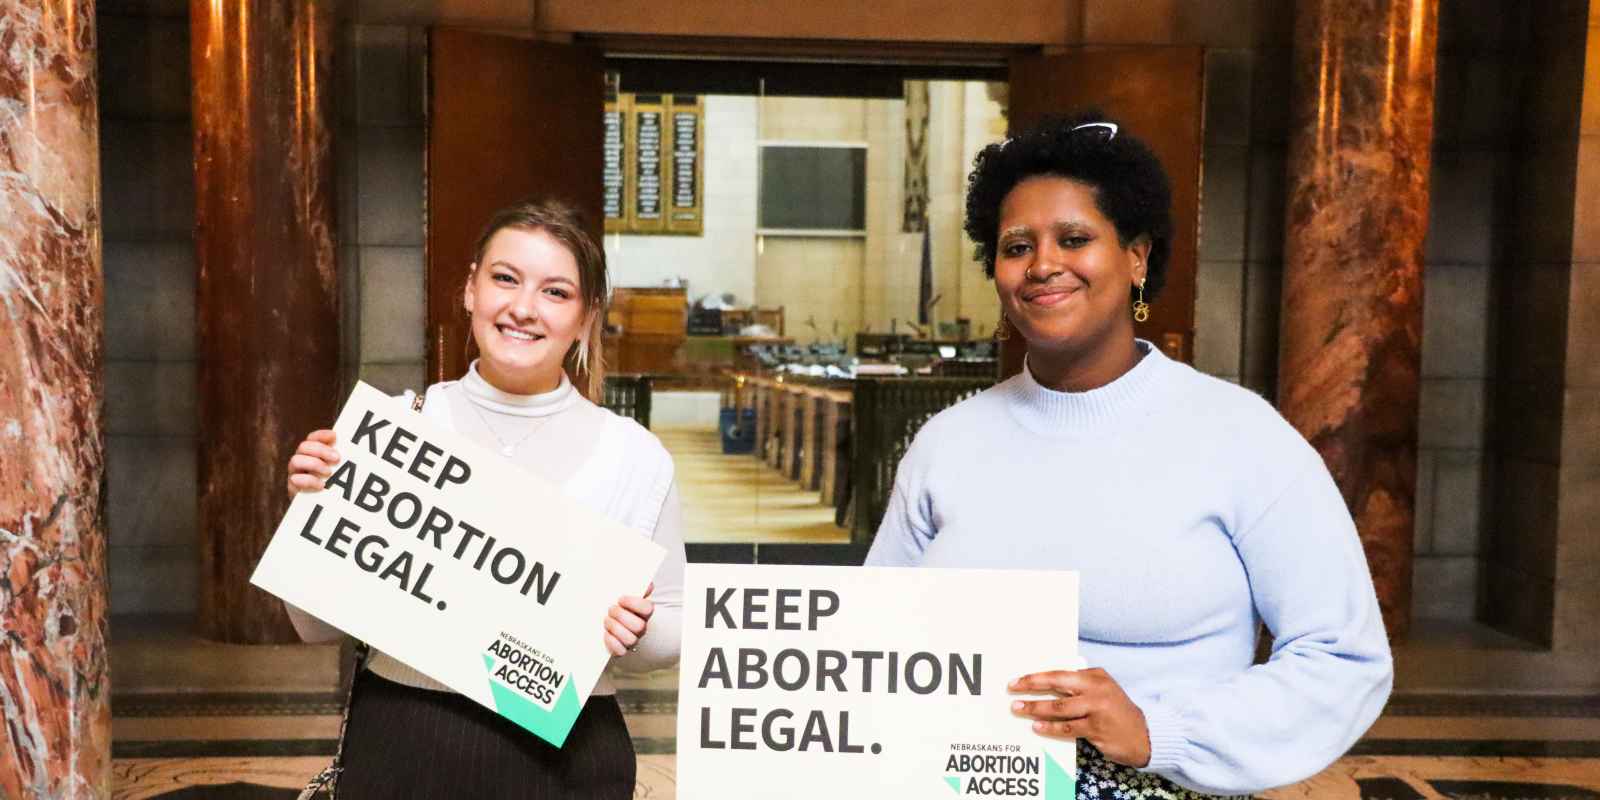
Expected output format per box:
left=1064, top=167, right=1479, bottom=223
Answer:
left=466, top=399, right=557, bottom=458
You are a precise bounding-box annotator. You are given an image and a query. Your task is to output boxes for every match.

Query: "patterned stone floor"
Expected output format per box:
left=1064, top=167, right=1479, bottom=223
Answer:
left=111, top=680, right=1600, bottom=799
left=110, top=751, right=1600, bottom=798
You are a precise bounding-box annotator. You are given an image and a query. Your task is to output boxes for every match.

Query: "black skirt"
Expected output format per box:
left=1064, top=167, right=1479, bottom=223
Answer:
left=335, top=669, right=636, bottom=799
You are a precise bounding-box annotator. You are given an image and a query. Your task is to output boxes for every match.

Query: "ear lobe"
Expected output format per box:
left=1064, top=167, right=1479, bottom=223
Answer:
left=463, top=264, right=477, bottom=313
left=1129, top=236, right=1153, bottom=282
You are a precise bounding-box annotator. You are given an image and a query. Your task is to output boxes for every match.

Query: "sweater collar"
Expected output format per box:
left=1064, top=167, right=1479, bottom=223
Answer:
left=1006, top=339, right=1167, bottom=436
left=462, top=360, right=578, bottom=417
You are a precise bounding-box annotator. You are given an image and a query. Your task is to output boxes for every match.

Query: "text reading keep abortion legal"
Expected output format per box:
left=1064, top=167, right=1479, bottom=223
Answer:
left=295, top=406, right=562, bottom=612
left=252, top=382, right=663, bottom=747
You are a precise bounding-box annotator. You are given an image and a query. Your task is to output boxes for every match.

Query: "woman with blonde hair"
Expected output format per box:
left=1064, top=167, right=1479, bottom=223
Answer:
left=285, top=198, right=684, bottom=798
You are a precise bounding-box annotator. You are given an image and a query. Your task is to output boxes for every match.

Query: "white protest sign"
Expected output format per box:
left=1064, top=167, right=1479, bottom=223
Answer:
left=251, top=381, right=665, bottom=747
left=678, top=564, right=1082, bottom=799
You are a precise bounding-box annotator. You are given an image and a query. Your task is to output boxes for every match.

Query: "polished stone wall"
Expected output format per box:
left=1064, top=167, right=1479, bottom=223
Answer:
left=1278, top=0, right=1438, bottom=637
left=1, top=2, right=110, bottom=793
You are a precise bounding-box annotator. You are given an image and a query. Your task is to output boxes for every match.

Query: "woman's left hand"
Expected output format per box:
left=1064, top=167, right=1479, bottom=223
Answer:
left=603, top=582, right=655, bottom=657
left=1010, top=668, right=1151, bottom=767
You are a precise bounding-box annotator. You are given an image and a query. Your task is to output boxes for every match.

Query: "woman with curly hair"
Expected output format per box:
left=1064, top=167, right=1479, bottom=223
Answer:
left=865, top=113, right=1391, bottom=797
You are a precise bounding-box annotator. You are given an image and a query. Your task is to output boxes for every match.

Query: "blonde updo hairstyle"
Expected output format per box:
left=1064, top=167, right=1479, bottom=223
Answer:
left=467, top=198, right=609, bottom=402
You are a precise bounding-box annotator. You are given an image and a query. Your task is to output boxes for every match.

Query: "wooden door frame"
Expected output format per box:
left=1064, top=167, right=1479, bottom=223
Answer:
left=425, top=30, right=605, bottom=386
left=1004, top=46, right=1206, bottom=373
left=425, top=34, right=1205, bottom=381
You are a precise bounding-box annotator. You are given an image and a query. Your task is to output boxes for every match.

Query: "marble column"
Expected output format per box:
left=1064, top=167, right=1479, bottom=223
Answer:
left=1279, top=0, right=1437, bottom=639
left=0, top=1, right=111, bottom=795
left=192, top=0, right=338, bottom=643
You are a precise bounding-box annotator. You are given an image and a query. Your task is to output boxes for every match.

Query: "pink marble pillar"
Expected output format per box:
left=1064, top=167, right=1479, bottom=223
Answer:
left=1279, top=0, right=1438, bottom=639
left=0, top=1, right=111, bottom=795
left=192, top=0, right=338, bottom=643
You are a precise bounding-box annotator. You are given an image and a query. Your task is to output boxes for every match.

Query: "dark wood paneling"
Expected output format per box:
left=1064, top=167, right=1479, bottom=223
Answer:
left=427, top=30, right=605, bottom=383
left=193, top=0, right=338, bottom=644
left=543, top=0, right=1076, bottom=45
left=1006, top=47, right=1205, bottom=371
left=609, top=57, right=1005, bottom=99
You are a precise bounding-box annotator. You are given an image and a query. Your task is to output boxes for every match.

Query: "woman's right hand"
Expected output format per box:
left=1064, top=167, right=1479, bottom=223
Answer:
left=286, top=430, right=341, bottom=497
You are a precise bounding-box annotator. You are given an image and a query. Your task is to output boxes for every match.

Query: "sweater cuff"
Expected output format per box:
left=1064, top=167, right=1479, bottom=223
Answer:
left=1137, top=699, right=1188, bottom=774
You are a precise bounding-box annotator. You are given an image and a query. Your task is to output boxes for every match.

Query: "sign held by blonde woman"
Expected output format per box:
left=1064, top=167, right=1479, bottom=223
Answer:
left=253, top=381, right=666, bottom=747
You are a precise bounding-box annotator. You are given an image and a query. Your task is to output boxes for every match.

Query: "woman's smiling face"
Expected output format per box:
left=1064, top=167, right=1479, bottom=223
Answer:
left=993, top=175, right=1147, bottom=358
left=463, top=227, right=589, bottom=395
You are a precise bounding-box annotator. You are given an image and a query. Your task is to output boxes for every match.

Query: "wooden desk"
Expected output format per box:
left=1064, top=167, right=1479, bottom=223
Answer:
left=752, top=378, right=775, bottom=464
left=682, top=335, right=795, bottom=375
left=798, top=393, right=820, bottom=489
left=818, top=391, right=851, bottom=507
left=606, top=287, right=686, bottom=373
left=777, top=383, right=802, bottom=476
left=800, top=385, right=851, bottom=493
left=774, top=382, right=800, bottom=473
left=721, top=307, right=786, bottom=336
left=747, top=375, right=791, bottom=469
left=737, top=373, right=853, bottom=508
left=849, top=376, right=997, bottom=544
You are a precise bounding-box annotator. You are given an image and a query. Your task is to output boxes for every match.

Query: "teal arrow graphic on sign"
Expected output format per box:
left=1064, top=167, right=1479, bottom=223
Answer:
left=482, top=655, right=582, bottom=747
left=1044, top=752, right=1074, bottom=800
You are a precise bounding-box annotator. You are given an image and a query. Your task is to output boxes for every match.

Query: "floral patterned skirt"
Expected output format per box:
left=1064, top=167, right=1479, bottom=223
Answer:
left=1076, top=741, right=1252, bottom=800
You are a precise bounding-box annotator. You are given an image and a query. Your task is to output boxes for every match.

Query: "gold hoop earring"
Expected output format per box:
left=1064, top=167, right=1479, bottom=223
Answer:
left=993, top=313, right=1011, bottom=341
left=1132, top=279, right=1150, bottom=323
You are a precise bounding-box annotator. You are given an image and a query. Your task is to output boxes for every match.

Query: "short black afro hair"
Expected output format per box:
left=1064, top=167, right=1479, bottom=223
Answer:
left=964, top=110, right=1174, bottom=301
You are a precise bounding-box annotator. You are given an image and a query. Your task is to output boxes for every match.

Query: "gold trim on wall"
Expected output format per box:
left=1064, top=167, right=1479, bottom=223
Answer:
left=603, top=74, right=629, bottom=233
left=666, top=94, right=705, bottom=235
left=610, top=90, right=704, bottom=236
left=626, top=93, right=668, bottom=233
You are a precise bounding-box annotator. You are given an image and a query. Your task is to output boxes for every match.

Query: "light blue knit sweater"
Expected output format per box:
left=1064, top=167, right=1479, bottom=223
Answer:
left=864, top=342, right=1392, bottom=795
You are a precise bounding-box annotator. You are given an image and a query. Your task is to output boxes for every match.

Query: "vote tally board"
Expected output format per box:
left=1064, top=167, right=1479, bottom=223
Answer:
left=678, top=564, right=1083, bottom=799
left=250, top=382, right=665, bottom=748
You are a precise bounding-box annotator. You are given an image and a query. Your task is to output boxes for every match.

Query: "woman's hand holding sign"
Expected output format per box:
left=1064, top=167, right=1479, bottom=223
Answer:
left=287, top=429, right=341, bottom=496
left=289, top=417, right=659, bottom=659
left=1010, top=667, right=1151, bottom=768
left=604, top=582, right=655, bottom=657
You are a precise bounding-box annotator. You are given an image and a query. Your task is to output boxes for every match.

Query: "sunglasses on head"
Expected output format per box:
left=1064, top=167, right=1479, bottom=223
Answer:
left=992, top=120, right=1120, bottom=152
left=1070, top=121, right=1119, bottom=142
left=998, top=120, right=1119, bottom=150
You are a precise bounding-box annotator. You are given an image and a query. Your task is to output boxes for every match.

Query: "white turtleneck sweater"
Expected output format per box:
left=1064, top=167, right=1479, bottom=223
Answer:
left=287, top=363, right=685, bottom=697
left=865, top=341, right=1392, bottom=796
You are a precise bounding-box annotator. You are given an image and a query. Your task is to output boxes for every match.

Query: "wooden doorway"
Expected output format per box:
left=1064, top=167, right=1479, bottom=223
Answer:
left=426, top=42, right=1203, bottom=383
left=1005, top=48, right=1205, bottom=373
left=426, top=30, right=605, bottom=385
